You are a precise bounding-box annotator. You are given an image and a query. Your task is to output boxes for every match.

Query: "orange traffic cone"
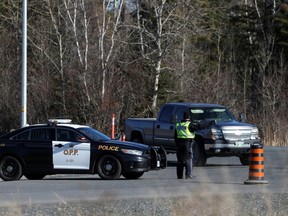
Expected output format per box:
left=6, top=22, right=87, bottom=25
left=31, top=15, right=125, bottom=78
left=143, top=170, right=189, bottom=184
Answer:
left=244, top=143, right=268, bottom=184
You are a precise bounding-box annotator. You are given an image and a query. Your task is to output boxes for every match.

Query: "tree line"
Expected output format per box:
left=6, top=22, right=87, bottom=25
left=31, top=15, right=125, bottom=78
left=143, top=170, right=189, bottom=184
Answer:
left=0, top=0, right=287, bottom=146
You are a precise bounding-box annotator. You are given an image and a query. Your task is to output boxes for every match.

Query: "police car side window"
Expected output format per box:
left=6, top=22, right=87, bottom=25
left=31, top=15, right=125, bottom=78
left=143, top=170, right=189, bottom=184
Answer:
left=57, top=129, right=78, bottom=142
left=30, top=128, right=55, bottom=141
left=11, top=130, right=30, bottom=140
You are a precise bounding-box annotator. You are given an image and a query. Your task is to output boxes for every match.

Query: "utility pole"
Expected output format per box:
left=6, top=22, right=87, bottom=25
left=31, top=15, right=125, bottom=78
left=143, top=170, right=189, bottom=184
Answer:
left=21, top=0, right=27, bottom=127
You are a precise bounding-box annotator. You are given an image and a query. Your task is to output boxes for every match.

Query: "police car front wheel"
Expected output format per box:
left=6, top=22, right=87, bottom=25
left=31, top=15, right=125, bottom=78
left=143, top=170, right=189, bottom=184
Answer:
left=0, top=156, right=23, bottom=181
left=24, top=174, right=46, bottom=180
left=97, top=155, right=122, bottom=180
left=122, top=172, right=144, bottom=179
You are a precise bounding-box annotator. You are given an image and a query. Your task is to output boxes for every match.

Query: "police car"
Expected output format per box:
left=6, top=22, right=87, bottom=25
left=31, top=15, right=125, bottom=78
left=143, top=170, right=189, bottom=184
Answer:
left=0, top=119, right=166, bottom=181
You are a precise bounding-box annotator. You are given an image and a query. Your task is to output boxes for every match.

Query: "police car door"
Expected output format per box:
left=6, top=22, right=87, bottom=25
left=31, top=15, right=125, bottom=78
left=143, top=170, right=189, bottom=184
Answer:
left=53, top=128, right=91, bottom=170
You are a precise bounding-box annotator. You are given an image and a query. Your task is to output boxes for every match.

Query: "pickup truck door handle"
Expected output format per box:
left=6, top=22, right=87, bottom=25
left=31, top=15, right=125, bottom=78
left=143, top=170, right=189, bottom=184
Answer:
left=54, top=144, right=64, bottom=148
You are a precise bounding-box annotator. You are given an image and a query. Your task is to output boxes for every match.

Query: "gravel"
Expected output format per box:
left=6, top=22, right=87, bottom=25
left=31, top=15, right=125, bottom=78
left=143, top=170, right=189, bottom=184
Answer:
left=1, top=193, right=287, bottom=216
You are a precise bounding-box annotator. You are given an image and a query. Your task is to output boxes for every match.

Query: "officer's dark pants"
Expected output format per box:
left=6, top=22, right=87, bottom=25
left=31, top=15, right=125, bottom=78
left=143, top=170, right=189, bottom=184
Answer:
left=176, top=139, right=193, bottom=179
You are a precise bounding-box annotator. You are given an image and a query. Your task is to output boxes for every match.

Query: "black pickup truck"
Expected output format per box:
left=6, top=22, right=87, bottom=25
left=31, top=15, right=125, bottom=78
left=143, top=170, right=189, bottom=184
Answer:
left=124, top=102, right=261, bottom=166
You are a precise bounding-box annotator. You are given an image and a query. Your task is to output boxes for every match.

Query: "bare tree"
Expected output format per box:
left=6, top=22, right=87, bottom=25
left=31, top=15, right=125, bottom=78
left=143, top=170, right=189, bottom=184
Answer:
left=96, top=0, right=124, bottom=102
left=134, top=0, right=188, bottom=111
left=63, top=0, right=90, bottom=103
left=44, top=0, right=68, bottom=113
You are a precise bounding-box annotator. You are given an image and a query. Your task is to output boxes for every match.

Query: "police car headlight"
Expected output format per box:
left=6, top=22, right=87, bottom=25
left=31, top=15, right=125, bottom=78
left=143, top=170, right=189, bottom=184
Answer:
left=121, top=149, right=143, bottom=156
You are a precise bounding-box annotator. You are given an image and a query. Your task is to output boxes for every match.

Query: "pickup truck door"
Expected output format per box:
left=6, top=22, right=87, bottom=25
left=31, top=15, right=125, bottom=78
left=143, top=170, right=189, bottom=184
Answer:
left=154, top=106, right=176, bottom=150
left=154, top=121, right=175, bottom=149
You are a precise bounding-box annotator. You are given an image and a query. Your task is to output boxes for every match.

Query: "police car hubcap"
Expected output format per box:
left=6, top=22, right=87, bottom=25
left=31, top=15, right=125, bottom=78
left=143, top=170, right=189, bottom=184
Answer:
left=7, top=166, right=13, bottom=172
left=105, top=164, right=113, bottom=171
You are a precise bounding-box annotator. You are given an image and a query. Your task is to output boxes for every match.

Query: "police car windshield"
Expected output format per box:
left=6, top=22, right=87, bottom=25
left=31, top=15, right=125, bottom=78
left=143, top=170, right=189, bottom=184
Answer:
left=78, top=127, right=111, bottom=141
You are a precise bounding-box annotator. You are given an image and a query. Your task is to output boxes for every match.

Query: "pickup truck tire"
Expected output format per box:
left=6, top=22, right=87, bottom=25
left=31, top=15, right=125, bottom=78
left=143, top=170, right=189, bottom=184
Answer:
left=122, top=171, right=144, bottom=179
left=193, top=141, right=207, bottom=167
left=130, top=137, right=143, bottom=143
left=239, top=153, right=250, bottom=165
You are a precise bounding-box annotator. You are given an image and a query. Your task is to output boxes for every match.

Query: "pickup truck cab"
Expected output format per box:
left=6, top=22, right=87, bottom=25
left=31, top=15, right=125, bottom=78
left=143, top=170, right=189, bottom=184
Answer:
left=125, top=102, right=261, bottom=166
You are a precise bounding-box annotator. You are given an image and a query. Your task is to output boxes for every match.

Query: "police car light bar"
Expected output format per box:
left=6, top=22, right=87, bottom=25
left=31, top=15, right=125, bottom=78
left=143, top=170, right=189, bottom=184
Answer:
left=48, top=119, right=72, bottom=124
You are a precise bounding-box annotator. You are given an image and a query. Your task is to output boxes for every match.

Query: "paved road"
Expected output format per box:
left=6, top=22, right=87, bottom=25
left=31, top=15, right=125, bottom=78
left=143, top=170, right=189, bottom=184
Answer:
left=0, top=147, right=287, bottom=215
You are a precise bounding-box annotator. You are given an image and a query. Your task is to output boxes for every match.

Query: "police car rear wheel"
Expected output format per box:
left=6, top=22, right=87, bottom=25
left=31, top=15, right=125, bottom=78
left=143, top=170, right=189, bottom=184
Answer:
left=122, top=172, right=144, bottom=179
left=24, top=174, right=46, bottom=180
left=0, top=156, right=23, bottom=181
left=97, top=155, right=122, bottom=180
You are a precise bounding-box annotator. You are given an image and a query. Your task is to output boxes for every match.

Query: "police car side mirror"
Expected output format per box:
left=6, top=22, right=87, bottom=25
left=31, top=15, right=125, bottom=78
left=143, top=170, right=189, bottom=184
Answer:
left=78, top=136, right=89, bottom=142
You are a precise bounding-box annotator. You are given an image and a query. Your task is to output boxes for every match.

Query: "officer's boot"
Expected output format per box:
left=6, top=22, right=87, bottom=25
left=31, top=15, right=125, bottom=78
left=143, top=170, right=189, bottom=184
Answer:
left=177, top=163, right=184, bottom=179
left=185, top=158, right=194, bottom=179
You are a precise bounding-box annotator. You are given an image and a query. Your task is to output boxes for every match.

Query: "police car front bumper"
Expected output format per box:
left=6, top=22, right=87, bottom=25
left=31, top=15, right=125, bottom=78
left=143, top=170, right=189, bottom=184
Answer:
left=121, top=155, right=151, bottom=172
left=121, top=146, right=167, bottom=172
left=149, top=145, right=167, bottom=170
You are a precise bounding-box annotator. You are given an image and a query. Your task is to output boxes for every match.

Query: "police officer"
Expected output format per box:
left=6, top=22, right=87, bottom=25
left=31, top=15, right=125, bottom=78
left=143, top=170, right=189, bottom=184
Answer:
left=175, top=112, right=196, bottom=179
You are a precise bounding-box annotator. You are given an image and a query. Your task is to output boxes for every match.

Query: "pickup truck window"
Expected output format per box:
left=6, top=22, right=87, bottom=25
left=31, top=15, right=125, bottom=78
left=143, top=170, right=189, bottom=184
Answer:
left=159, top=106, right=174, bottom=122
left=175, top=107, right=187, bottom=122
left=190, top=108, right=234, bottom=122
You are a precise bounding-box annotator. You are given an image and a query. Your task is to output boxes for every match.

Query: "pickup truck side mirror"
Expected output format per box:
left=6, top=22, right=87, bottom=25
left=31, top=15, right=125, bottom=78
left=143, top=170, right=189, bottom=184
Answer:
left=239, top=113, right=246, bottom=122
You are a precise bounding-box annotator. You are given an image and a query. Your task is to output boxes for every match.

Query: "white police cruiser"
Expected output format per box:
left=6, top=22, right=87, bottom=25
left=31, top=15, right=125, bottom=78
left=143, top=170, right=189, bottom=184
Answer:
left=0, top=119, right=166, bottom=181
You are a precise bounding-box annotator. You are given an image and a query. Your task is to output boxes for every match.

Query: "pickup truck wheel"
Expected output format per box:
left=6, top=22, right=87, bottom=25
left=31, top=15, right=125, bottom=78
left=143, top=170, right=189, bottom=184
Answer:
left=193, top=142, right=207, bottom=167
left=122, top=172, right=144, bottom=179
left=239, top=154, right=250, bottom=165
left=0, top=156, right=23, bottom=181
left=131, top=138, right=143, bottom=143
left=97, top=155, right=122, bottom=180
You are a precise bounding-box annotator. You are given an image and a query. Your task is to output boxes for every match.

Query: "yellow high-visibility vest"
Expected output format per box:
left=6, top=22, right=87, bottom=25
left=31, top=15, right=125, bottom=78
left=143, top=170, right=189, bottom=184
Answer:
left=176, top=121, right=195, bottom=139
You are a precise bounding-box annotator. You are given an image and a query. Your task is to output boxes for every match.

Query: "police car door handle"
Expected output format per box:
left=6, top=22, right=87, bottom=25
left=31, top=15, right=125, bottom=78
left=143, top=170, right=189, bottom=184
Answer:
left=54, top=144, right=64, bottom=148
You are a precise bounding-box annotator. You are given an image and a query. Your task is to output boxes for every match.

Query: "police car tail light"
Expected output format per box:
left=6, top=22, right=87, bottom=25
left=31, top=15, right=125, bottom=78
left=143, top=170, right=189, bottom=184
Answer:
left=121, top=149, right=143, bottom=156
